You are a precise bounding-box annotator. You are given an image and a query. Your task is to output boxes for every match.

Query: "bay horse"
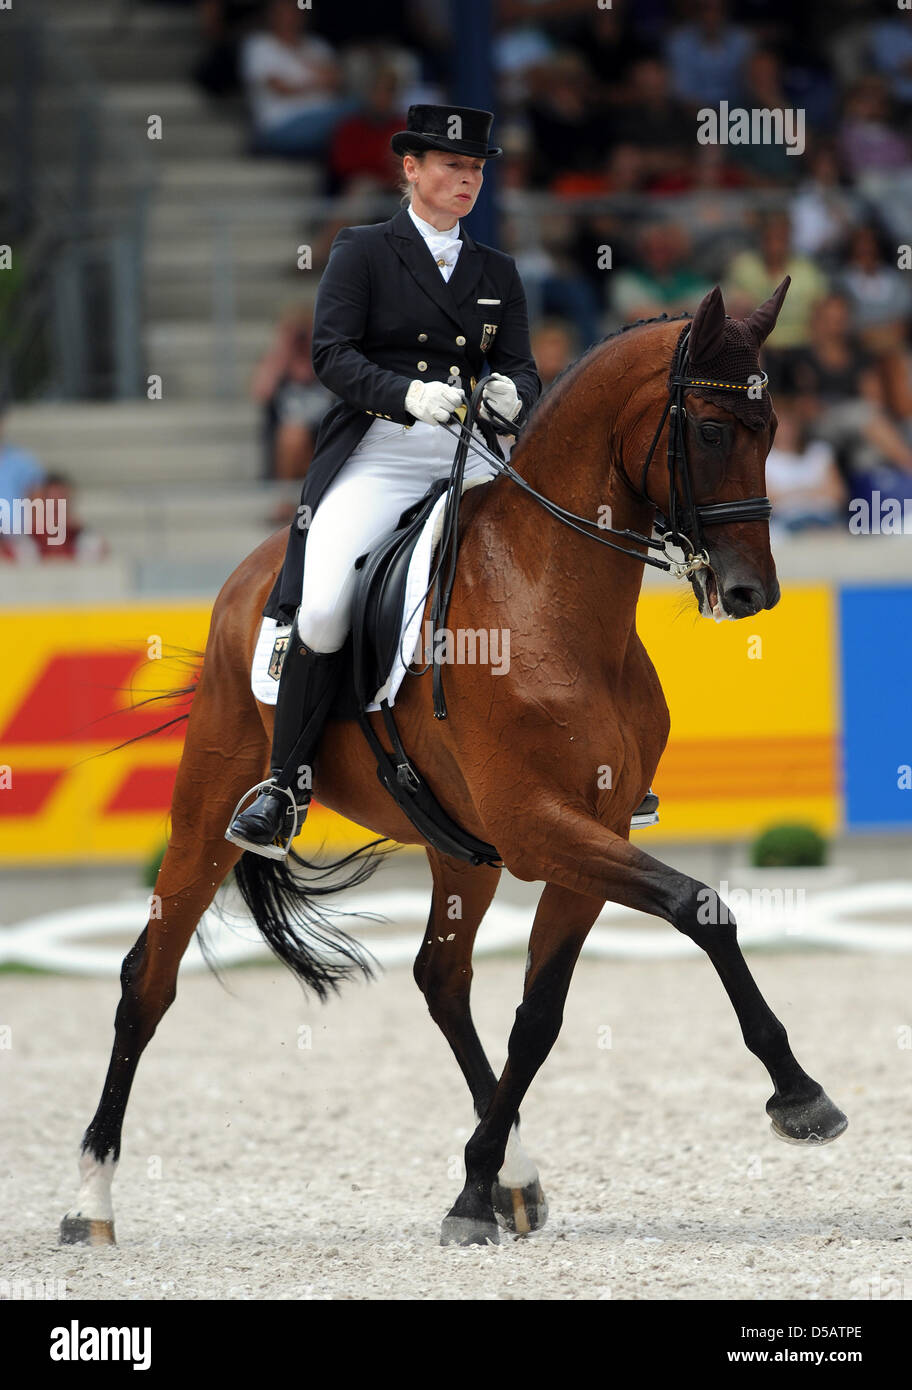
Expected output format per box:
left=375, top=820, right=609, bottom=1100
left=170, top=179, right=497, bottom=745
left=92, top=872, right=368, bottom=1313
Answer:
left=61, top=283, right=847, bottom=1249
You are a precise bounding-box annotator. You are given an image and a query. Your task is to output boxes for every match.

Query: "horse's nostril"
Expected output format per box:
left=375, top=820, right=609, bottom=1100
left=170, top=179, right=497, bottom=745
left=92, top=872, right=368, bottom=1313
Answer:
left=725, top=585, right=762, bottom=616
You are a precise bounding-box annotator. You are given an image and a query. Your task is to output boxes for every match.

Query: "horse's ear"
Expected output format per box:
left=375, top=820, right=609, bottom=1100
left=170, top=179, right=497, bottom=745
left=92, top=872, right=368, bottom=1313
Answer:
left=744, top=276, right=791, bottom=347
left=687, top=285, right=727, bottom=365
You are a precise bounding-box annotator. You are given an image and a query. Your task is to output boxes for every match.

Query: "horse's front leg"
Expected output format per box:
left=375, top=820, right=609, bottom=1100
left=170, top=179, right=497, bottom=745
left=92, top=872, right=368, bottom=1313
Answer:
left=440, top=881, right=603, bottom=1246
left=504, top=808, right=848, bottom=1147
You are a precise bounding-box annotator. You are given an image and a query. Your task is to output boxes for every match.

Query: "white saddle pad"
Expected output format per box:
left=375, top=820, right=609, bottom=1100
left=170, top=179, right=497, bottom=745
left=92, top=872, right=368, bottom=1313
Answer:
left=251, top=477, right=488, bottom=713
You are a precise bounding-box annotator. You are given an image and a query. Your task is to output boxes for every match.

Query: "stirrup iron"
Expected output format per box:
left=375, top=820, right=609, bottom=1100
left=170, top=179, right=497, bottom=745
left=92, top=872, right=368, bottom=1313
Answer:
left=224, top=780, right=304, bottom=861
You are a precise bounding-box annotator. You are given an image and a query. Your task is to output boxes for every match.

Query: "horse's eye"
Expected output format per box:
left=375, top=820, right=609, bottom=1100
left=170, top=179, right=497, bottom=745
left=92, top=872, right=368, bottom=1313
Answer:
left=701, top=424, right=723, bottom=446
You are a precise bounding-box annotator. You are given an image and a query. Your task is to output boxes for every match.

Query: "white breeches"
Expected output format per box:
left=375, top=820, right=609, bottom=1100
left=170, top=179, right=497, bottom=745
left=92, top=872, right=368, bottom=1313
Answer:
left=298, top=417, right=499, bottom=652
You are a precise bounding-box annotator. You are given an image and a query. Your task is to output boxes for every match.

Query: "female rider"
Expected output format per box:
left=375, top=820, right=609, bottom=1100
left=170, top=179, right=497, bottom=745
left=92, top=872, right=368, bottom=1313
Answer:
left=228, top=104, right=541, bottom=856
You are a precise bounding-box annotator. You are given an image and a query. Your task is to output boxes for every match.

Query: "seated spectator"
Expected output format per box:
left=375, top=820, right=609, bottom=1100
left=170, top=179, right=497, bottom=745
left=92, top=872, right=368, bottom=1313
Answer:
left=327, top=67, right=404, bottom=194
left=611, top=222, right=712, bottom=322
left=789, top=295, right=912, bottom=504
left=665, top=0, right=753, bottom=109
left=0, top=474, right=107, bottom=563
left=731, top=48, right=803, bottom=185
left=869, top=2, right=912, bottom=112
left=0, top=406, right=45, bottom=518
left=838, top=76, right=910, bottom=181
left=764, top=401, right=845, bottom=536
left=560, top=1, right=654, bottom=93
left=531, top=317, right=580, bottom=391
left=525, top=50, right=607, bottom=188
left=251, top=306, right=331, bottom=483
left=837, top=222, right=912, bottom=357
left=242, top=0, right=355, bottom=158
left=192, top=0, right=262, bottom=98
left=790, top=143, right=858, bottom=265
left=724, top=210, right=829, bottom=384
left=514, top=211, right=606, bottom=351
left=608, top=56, right=690, bottom=183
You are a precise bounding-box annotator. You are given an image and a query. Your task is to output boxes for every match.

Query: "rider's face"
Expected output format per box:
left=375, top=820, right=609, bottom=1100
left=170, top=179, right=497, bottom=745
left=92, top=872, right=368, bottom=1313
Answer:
left=406, top=152, right=485, bottom=228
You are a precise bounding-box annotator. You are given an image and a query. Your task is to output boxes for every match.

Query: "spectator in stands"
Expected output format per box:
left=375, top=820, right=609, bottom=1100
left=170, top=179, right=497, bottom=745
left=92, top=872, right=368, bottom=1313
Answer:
left=665, top=0, right=753, bottom=109
left=733, top=48, right=804, bottom=185
left=525, top=50, right=606, bottom=188
left=790, top=142, right=858, bottom=265
left=242, top=0, right=355, bottom=157
left=514, top=211, right=605, bottom=350
left=789, top=294, right=912, bottom=505
left=724, top=210, right=829, bottom=384
left=0, top=474, right=107, bottom=564
left=530, top=317, right=580, bottom=392
left=608, top=56, right=690, bottom=184
left=868, top=0, right=912, bottom=113
left=764, top=400, right=845, bottom=536
left=251, top=305, right=331, bottom=483
left=192, top=0, right=262, bottom=98
left=0, top=406, right=45, bottom=519
left=838, top=77, right=910, bottom=181
left=837, top=222, right=912, bottom=356
left=611, top=222, right=712, bottom=322
left=327, top=67, right=404, bottom=195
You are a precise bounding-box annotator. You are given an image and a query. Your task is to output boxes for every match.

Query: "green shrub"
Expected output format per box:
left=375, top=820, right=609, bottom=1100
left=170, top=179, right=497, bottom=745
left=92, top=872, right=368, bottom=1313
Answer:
left=750, top=823, right=827, bottom=868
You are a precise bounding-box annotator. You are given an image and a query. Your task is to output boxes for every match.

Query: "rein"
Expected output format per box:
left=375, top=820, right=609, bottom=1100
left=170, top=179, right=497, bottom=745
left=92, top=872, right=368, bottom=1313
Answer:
left=427, top=334, right=773, bottom=718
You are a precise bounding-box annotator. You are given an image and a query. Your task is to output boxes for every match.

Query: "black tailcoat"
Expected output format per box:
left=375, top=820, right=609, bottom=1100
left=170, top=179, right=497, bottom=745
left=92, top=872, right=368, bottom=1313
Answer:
left=264, top=205, right=541, bottom=621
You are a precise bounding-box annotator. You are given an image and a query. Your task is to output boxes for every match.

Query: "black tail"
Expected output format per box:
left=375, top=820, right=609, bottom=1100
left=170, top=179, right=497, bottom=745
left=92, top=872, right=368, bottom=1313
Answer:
left=231, top=839, right=397, bottom=1000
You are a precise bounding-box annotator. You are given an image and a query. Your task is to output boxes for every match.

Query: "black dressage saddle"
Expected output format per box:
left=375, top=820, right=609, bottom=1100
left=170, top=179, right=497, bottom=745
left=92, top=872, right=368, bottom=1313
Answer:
left=354, top=476, right=450, bottom=701
left=341, top=479, right=503, bottom=867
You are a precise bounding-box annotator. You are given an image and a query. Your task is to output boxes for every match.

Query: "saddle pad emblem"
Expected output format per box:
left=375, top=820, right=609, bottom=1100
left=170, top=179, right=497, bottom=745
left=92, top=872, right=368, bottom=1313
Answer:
left=480, top=322, right=498, bottom=351
left=267, top=631, right=290, bottom=681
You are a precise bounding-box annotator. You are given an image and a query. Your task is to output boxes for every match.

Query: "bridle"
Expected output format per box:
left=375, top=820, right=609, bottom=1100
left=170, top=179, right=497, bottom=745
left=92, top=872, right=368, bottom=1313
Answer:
left=426, top=329, right=773, bottom=717
left=634, top=325, right=773, bottom=575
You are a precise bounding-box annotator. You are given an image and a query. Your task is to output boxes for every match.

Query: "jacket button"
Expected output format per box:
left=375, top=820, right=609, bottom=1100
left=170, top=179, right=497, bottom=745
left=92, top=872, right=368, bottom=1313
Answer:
left=418, top=333, right=428, bottom=343
left=417, top=360, right=428, bottom=371
left=455, top=335, right=466, bottom=346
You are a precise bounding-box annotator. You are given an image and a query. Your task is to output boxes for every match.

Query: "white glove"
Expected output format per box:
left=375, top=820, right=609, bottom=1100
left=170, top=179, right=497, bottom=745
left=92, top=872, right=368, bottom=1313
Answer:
left=479, top=372, right=521, bottom=425
left=404, top=379, right=465, bottom=426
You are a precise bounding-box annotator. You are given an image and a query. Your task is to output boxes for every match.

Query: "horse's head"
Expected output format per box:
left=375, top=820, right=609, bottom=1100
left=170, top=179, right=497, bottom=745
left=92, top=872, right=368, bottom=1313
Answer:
left=639, top=280, right=788, bottom=621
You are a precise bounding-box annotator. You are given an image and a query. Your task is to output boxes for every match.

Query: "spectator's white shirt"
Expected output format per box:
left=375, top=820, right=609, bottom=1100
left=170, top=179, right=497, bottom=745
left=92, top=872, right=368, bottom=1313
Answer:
left=766, top=441, right=837, bottom=522
left=241, top=33, right=336, bottom=131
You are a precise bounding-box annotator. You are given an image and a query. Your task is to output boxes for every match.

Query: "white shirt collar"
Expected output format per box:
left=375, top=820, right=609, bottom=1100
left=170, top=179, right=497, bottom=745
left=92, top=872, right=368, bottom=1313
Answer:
left=408, top=204, right=461, bottom=245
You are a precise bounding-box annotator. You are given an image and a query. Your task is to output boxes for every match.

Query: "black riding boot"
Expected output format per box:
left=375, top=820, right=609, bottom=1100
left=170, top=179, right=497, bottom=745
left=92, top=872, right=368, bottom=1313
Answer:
left=226, top=631, right=345, bottom=856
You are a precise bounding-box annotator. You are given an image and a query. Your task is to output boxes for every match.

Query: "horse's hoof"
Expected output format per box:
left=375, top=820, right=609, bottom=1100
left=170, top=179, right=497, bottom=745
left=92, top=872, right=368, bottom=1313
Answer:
left=440, top=1214, right=500, bottom=1247
left=767, top=1088, right=848, bottom=1146
left=491, top=1178, right=549, bottom=1235
left=59, top=1215, right=116, bottom=1246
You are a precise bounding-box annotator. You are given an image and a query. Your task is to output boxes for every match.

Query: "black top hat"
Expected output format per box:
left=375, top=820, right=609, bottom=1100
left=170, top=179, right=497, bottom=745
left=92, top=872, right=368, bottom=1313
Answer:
left=390, top=104, right=502, bottom=159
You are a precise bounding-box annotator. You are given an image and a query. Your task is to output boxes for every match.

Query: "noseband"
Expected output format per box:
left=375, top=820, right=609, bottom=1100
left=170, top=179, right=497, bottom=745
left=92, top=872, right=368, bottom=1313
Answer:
left=636, top=326, right=773, bottom=574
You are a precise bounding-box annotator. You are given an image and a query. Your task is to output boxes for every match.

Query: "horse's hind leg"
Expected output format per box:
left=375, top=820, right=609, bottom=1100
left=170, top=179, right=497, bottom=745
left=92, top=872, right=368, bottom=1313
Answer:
left=415, top=850, right=547, bottom=1236
left=60, top=655, right=268, bottom=1245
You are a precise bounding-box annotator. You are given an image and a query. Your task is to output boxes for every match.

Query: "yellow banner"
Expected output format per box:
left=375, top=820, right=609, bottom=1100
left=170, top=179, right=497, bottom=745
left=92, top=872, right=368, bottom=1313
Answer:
left=0, top=588, right=838, bottom=864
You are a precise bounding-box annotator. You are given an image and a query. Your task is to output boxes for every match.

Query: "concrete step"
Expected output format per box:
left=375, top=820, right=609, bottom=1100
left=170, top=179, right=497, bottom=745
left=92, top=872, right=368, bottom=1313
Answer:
left=145, top=233, right=308, bottom=272
left=78, top=482, right=299, bottom=526
left=154, top=158, right=321, bottom=196
left=144, top=321, right=276, bottom=399
left=143, top=273, right=309, bottom=323
left=45, top=3, right=199, bottom=39
left=4, top=401, right=263, bottom=482
left=6, top=400, right=257, bottom=447
left=6, top=441, right=258, bottom=487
